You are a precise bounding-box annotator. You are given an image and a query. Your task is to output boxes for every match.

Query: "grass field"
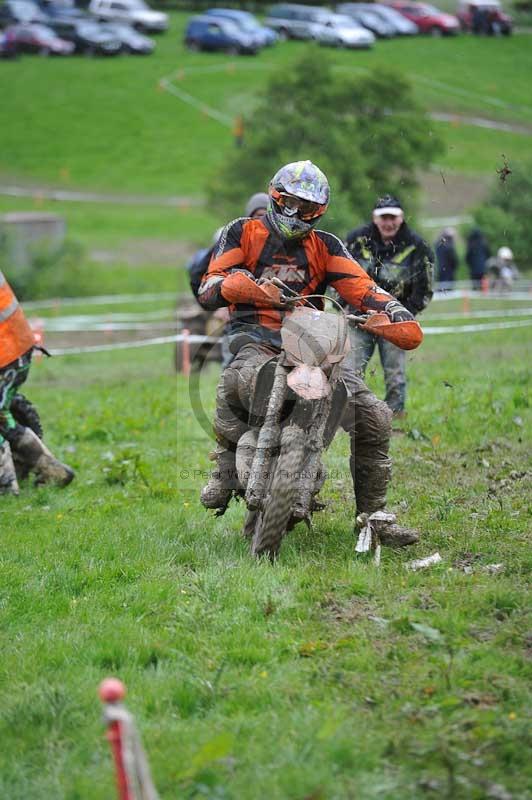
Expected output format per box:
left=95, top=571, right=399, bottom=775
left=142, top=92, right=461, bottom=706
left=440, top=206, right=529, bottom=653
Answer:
left=0, top=295, right=530, bottom=799
left=0, top=11, right=531, bottom=797
left=2, top=16, right=531, bottom=298
left=1, top=15, right=532, bottom=197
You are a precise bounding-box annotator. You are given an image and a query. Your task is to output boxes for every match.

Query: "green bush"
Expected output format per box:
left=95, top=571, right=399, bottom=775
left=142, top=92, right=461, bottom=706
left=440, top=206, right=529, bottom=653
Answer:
left=472, top=160, right=532, bottom=271
left=208, top=50, right=444, bottom=235
left=0, top=239, right=98, bottom=301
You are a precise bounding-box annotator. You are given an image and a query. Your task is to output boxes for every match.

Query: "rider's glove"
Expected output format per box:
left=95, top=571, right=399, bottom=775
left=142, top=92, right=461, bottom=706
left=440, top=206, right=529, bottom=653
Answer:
left=384, top=300, right=414, bottom=323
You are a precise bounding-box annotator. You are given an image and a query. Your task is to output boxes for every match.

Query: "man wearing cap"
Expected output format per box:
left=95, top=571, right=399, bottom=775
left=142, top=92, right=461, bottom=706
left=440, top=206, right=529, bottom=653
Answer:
left=345, top=195, right=434, bottom=417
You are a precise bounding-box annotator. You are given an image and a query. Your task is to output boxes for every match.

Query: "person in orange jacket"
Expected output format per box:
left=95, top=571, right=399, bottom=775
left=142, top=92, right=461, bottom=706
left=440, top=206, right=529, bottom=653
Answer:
left=197, top=161, right=421, bottom=547
left=0, top=270, right=74, bottom=494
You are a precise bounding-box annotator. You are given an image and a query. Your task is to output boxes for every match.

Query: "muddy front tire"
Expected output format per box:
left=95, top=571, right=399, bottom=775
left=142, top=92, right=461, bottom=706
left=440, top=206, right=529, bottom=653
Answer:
left=251, top=425, right=305, bottom=560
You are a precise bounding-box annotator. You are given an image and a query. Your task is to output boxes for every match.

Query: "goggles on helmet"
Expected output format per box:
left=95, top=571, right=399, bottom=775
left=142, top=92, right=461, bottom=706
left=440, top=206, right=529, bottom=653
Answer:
left=270, top=189, right=326, bottom=221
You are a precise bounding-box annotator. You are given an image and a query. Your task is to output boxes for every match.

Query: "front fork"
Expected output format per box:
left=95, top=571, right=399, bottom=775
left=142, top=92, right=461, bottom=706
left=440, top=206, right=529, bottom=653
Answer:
left=245, top=361, right=288, bottom=510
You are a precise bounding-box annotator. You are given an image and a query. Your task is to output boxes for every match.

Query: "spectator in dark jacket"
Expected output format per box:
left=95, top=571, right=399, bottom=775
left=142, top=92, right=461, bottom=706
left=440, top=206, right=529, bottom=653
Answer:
left=185, top=194, right=270, bottom=366
left=466, top=228, right=491, bottom=289
left=187, top=194, right=270, bottom=302
left=434, top=227, right=459, bottom=290
left=345, top=194, right=434, bottom=416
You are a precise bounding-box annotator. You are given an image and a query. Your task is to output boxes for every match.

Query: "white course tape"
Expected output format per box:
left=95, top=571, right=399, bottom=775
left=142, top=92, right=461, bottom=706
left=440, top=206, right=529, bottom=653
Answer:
left=426, top=306, right=532, bottom=321
left=35, top=306, right=532, bottom=333
left=432, top=289, right=532, bottom=302
left=424, top=319, right=532, bottom=334
left=52, top=333, right=219, bottom=355
left=50, top=319, right=531, bottom=356
left=39, top=321, right=176, bottom=332
left=24, top=291, right=177, bottom=310
left=159, top=77, right=233, bottom=126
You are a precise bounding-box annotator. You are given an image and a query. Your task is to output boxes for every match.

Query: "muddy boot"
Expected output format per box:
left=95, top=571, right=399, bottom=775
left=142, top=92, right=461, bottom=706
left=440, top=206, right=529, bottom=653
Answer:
left=379, top=521, right=419, bottom=547
left=11, top=428, right=74, bottom=487
left=356, top=510, right=419, bottom=548
left=0, top=441, right=20, bottom=495
left=351, top=456, right=392, bottom=517
left=200, top=445, right=236, bottom=511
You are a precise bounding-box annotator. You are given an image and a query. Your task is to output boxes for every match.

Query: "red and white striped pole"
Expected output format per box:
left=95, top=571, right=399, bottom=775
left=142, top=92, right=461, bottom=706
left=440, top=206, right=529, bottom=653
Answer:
left=99, top=678, right=159, bottom=800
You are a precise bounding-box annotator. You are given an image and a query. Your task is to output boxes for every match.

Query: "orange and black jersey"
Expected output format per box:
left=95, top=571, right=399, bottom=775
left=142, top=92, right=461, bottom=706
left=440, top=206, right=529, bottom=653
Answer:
left=198, top=217, right=395, bottom=339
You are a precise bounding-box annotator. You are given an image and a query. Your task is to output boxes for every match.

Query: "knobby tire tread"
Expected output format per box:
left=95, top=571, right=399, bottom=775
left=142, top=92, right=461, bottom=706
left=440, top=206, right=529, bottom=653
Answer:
left=251, top=425, right=305, bottom=560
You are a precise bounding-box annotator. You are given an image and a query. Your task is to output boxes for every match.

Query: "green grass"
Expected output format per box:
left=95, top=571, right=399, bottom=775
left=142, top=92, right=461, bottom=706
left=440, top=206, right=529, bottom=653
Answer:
left=0, top=195, right=215, bottom=297
left=1, top=16, right=531, bottom=196
left=0, top=298, right=530, bottom=798
left=1, top=13, right=530, bottom=796
left=0, top=196, right=216, bottom=250
left=433, top=121, right=532, bottom=174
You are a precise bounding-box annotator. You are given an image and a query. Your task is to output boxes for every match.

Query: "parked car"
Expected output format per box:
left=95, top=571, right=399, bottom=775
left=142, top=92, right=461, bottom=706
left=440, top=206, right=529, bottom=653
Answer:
left=48, top=17, right=122, bottom=52
left=334, top=4, right=395, bottom=36
left=36, top=0, right=86, bottom=20
left=315, top=13, right=375, bottom=47
left=457, top=0, right=512, bottom=33
left=184, top=15, right=259, bottom=54
left=383, top=1, right=460, bottom=34
left=205, top=8, right=277, bottom=46
left=101, top=20, right=153, bottom=51
left=0, top=0, right=47, bottom=26
left=9, top=21, right=74, bottom=51
left=338, top=3, right=419, bottom=34
left=264, top=4, right=334, bottom=40
left=0, top=24, right=18, bottom=54
left=89, top=0, right=168, bottom=33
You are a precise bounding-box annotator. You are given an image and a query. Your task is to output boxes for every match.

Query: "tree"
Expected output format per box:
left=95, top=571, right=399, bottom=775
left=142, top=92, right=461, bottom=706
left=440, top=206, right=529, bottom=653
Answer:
left=207, top=49, right=444, bottom=235
left=473, top=160, right=532, bottom=271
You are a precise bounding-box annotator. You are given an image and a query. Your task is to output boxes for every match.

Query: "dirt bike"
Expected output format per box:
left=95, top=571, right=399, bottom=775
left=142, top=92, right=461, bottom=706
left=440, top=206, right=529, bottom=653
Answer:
left=225, top=275, right=423, bottom=560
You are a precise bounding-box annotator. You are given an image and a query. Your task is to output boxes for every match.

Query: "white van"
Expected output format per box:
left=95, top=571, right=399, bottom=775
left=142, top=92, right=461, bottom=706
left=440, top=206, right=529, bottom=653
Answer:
left=89, top=0, right=168, bottom=32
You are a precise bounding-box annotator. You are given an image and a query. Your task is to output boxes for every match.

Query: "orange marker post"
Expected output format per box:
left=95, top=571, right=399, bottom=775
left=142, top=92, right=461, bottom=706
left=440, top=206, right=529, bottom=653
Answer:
left=181, top=328, right=191, bottom=377
left=32, top=318, right=45, bottom=360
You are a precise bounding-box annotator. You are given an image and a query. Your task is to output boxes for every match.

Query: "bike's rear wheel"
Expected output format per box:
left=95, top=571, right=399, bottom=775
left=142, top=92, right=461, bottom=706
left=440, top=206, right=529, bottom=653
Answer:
left=251, top=425, right=305, bottom=560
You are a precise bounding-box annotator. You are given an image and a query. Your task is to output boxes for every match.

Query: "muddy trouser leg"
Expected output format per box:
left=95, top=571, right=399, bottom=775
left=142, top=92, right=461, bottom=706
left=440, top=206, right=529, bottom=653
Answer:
left=0, top=350, right=74, bottom=488
left=221, top=333, right=233, bottom=369
left=378, top=338, right=407, bottom=413
left=0, top=351, right=32, bottom=494
left=339, top=368, right=392, bottom=515
left=201, top=343, right=278, bottom=509
left=345, top=326, right=377, bottom=380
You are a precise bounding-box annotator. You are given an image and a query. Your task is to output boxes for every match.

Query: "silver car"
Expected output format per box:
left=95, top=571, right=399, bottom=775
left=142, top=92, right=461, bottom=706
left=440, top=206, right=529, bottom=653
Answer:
left=265, top=3, right=333, bottom=39
left=316, top=13, right=376, bottom=47
left=338, top=3, right=419, bottom=34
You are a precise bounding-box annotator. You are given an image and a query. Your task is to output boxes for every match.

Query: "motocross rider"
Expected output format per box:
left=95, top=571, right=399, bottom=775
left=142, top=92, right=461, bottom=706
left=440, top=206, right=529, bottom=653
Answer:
left=198, top=161, right=419, bottom=546
left=0, top=270, right=75, bottom=494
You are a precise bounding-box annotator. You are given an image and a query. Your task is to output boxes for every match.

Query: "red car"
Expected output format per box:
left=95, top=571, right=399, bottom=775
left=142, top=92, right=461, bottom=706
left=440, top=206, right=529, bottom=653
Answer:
left=383, top=0, right=460, bottom=34
left=457, top=0, right=512, bottom=34
left=9, top=22, right=75, bottom=54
